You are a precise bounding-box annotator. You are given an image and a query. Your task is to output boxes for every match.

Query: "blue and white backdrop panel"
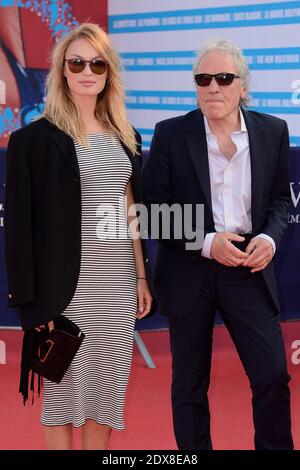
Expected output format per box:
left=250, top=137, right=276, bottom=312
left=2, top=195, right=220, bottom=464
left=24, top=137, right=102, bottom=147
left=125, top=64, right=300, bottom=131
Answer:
left=109, top=0, right=300, bottom=149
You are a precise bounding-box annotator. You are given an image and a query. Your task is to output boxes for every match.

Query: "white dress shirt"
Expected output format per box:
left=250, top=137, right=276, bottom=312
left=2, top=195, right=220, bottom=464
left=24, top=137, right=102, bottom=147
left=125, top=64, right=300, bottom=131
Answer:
left=201, top=109, right=275, bottom=258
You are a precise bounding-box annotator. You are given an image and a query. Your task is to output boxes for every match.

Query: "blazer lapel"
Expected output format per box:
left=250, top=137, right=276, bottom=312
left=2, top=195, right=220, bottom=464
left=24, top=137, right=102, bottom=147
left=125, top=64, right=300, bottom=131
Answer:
left=241, top=108, right=266, bottom=233
left=46, top=119, right=80, bottom=177
left=121, top=141, right=143, bottom=203
left=184, top=110, right=213, bottom=215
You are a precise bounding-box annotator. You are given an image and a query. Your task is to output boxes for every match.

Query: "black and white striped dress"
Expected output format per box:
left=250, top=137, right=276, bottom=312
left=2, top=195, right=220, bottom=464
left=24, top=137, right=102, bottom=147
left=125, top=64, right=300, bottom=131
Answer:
left=41, top=133, right=137, bottom=429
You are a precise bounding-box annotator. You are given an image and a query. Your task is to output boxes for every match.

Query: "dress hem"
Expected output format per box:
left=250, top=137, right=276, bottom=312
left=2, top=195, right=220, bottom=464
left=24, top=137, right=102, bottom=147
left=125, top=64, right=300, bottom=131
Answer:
left=41, top=416, right=125, bottom=431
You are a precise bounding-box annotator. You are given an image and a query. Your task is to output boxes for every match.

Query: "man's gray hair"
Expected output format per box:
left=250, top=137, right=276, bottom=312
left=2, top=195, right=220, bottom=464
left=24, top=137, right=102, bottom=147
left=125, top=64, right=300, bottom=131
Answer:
left=194, top=38, right=250, bottom=106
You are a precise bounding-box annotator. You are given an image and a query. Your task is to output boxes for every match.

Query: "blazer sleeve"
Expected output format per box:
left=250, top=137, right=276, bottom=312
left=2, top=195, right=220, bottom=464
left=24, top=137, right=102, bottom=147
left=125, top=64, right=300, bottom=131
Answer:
left=4, top=131, right=36, bottom=307
left=260, top=121, right=291, bottom=249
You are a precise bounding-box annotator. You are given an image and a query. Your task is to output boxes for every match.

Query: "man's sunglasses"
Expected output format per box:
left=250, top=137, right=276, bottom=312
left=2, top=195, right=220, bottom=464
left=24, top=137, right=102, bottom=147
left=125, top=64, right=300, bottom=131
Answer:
left=65, top=58, right=108, bottom=75
left=194, top=72, right=240, bottom=87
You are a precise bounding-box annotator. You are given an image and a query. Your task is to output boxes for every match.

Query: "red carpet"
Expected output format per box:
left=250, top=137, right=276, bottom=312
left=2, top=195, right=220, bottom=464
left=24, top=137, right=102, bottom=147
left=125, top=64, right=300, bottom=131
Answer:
left=0, top=321, right=300, bottom=450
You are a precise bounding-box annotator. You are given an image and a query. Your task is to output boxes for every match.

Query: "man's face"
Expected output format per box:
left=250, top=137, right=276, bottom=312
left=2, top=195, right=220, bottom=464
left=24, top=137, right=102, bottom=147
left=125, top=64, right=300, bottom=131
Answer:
left=195, top=51, right=247, bottom=121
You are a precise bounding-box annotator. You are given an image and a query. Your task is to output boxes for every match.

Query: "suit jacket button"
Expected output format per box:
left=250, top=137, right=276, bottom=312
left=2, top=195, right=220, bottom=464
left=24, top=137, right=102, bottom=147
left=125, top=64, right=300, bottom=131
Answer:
left=145, top=258, right=149, bottom=263
left=8, top=294, right=12, bottom=299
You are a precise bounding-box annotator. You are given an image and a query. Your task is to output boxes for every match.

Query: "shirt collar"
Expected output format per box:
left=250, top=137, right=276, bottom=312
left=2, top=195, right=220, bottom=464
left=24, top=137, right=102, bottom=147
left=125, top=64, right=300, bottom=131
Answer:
left=204, top=107, right=247, bottom=135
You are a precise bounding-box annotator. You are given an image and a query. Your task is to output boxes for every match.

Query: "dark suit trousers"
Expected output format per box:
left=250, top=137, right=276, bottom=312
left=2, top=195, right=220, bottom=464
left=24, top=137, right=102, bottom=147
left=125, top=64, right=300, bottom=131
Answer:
left=169, top=258, right=293, bottom=450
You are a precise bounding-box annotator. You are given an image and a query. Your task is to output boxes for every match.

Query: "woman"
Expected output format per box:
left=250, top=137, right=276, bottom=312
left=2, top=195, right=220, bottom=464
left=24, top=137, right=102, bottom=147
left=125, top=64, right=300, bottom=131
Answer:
left=4, top=23, right=153, bottom=450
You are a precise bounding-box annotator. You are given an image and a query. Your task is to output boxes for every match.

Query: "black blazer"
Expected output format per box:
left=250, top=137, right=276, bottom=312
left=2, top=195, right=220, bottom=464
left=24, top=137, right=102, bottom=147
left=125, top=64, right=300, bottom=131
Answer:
left=143, top=108, right=291, bottom=318
left=4, top=117, right=154, bottom=330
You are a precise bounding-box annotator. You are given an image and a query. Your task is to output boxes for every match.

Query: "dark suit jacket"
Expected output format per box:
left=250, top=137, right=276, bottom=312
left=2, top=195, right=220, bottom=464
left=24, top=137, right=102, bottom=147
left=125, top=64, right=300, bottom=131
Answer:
left=143, top=108, right=291, bottom=318
left=4, top=117, right=154, bottom=330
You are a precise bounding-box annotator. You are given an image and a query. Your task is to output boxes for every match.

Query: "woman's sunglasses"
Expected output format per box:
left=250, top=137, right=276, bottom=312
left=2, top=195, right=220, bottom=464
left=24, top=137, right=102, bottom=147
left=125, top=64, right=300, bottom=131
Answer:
left=194, top=72, right=240, bottom=87
left=65, top=58, right=108, bottom=75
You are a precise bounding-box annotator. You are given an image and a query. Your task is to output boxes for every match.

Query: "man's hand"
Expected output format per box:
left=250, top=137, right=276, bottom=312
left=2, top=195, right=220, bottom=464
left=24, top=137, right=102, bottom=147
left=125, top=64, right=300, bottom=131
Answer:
left=243, top=236, right=274, bottom=273
left=211, top=232, right=249, bottom=266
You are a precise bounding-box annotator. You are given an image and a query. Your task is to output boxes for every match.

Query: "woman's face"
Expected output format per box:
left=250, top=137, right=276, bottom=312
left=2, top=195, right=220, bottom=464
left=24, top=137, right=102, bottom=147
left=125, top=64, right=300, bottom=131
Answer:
left=63, top=38, right=108, bottom=100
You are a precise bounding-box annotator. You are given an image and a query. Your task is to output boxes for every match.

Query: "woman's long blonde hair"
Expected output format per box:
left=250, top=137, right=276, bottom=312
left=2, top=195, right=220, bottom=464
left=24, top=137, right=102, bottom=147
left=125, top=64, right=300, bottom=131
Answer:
left=42, top=23, right=138, bottom=154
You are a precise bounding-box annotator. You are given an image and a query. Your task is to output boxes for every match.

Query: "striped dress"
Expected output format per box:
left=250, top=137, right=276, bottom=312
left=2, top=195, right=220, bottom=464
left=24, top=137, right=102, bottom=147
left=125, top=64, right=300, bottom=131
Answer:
left=41, top=133, right=137, bottom=429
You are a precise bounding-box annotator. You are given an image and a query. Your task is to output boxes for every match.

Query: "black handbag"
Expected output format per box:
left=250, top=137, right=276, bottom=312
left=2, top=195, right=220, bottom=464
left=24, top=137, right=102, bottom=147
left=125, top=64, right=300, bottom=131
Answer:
left=20, top=315, right=85, bottom=403
left=33, top=322, right=85, bottom=383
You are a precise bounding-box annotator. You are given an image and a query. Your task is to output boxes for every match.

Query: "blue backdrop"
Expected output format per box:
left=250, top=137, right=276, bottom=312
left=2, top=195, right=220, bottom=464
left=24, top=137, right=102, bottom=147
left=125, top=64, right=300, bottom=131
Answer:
left=0, top=147, right=299, bottom=329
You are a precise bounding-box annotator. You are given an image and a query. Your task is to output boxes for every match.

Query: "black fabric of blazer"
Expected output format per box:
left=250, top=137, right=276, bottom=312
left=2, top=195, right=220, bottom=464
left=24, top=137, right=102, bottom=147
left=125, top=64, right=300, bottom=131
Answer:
left=4, top=117, right=154, bottom=330
left=143, top=108, right=291, bottom=318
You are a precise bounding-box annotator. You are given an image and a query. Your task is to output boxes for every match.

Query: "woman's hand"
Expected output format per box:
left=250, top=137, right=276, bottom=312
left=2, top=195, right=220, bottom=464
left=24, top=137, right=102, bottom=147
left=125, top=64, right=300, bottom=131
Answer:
left=136, top=278, right=152, bottom=319
left=35, top=320, right=54, bottom=332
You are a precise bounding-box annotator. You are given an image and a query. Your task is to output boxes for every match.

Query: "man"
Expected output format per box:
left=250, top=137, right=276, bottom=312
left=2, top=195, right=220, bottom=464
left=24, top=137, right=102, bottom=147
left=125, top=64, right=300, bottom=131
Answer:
left=143, top=38, right=293, bottom=450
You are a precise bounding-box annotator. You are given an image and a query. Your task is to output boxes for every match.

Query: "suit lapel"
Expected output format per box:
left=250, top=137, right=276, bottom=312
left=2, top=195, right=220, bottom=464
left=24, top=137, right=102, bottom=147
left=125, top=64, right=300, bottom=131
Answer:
left=242, top=109, right=266, bottom=233
left=184, top=110, right=213, bottom=216
left=45, top=119, right=80, bottom=177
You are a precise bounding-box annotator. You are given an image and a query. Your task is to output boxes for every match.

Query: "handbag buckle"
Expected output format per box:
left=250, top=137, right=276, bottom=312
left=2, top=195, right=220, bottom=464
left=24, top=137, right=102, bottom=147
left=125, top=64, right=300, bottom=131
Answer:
left=39, top=339, right=54, bottom=363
